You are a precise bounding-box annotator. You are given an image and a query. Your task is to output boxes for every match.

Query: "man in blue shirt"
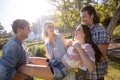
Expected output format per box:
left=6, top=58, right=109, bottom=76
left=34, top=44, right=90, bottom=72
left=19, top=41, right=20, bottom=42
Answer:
left=0, top=19, right=32, bottom=80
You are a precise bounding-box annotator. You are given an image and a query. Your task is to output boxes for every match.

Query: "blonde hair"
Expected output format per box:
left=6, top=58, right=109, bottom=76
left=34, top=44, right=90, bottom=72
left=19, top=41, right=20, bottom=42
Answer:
left=43, top=21, right=56, bottom=40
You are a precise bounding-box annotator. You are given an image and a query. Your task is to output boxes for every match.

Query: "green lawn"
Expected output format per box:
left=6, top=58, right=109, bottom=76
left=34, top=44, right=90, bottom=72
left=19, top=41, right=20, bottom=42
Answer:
left=105, top=55, right=120, bottom=80
left=0, top=50, right=2, bottom=58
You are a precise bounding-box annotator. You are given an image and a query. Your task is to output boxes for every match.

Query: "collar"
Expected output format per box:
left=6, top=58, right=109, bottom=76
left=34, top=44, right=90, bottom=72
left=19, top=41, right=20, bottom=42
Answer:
left=90, top=23, right=99, bottom=30
left=13, top=37, right=22, bottom=45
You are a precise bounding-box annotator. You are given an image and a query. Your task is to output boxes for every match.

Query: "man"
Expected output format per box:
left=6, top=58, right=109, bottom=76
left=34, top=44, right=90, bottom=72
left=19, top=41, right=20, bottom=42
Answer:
left=0, top=19, right=32, bottom=80
left=81, top=5, right=110, bottom=80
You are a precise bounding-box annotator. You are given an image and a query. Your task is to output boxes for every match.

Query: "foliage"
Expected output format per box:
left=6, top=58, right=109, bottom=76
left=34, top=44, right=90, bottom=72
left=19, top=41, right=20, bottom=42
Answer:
left=50, top=0, right=83, bottom=38
left=33, top=45, right=46, bottom=57
left=65, top=33, right=72, bottom=39
left=27, top=40, right=46, bottom=57
left=111, top=25, right=120, bottom=39
left=0, top=50, right=2, bottom=58
left=49, top=0, right=120, bottom=39
left=0, top=38, right=9, bottom=50
left=94, top=0, right=118, bottom=28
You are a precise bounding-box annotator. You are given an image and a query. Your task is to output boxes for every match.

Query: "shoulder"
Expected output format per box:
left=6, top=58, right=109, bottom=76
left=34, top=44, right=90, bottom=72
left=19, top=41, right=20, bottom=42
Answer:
left=93, top=24, right=109, bottom=34
left=3, top=38, right=21, bottom=51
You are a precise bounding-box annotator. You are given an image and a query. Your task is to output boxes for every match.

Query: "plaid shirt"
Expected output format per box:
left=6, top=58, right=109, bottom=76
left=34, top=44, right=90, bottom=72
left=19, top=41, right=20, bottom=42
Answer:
left=87, top=24, right=110, bottom=80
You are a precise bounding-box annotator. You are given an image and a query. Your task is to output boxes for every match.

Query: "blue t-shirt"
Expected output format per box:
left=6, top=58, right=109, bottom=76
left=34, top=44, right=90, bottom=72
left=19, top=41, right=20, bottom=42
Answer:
left=0, top=37, right=27, bottom=80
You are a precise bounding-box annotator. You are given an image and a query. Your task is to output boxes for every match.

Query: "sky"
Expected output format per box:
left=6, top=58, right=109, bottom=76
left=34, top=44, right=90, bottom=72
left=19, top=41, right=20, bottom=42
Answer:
left=0, top=0, right=52, bottom=32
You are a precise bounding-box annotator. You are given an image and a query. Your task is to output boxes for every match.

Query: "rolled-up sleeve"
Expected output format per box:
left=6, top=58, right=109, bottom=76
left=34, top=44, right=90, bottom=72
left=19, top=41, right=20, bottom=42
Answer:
left=96, top=29, right=110, bottom=44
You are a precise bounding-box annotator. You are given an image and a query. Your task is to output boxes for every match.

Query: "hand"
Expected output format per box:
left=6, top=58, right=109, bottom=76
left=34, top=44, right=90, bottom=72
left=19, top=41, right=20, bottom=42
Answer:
left=72, top=43, right=82, bottom=51
left=61, top=58, right=74, bottom=72
left=67, top=40, right=73, bottom=47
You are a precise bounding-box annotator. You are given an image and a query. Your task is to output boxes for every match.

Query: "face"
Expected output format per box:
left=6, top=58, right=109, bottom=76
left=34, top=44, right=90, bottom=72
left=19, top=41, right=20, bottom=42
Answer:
left=20, top=25, right=31, bottom=39
left=81, top=11, right=93, bottom=27
left=74, top=26, right=85, bottom=41
left=46, top=23, right=54, bottom=35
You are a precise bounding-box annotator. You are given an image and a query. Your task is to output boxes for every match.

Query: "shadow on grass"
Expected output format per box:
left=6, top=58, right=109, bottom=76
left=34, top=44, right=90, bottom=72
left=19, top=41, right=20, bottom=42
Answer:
left=108, top=55, right=120, bottom=70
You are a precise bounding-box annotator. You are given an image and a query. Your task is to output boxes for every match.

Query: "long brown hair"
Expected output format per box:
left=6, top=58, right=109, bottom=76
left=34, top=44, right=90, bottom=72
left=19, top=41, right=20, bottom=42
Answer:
left=81, top=5, right=100, bottom=24
left=81, top=24, right=102, bottom=62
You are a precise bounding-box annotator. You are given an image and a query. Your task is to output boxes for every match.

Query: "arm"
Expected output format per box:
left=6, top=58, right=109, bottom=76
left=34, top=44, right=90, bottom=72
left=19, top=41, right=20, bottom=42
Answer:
left=73, top=43, right=95, bottom=72
left=98, top=44, right=108, bottom=60
left=44, top=46, right=51, bottom=59
left=97, top=29, right=110, bottom=60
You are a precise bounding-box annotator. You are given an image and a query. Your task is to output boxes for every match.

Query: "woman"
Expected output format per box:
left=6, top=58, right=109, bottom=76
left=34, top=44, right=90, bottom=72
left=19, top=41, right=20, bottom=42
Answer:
left=43, top=21, right=76, bottom=80
left=71, top=24, right=102, bottom=80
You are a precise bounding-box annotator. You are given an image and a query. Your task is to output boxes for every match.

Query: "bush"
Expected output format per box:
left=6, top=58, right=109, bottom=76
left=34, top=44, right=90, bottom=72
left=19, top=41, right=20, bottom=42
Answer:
left=34, top=45, right=46, bottom=57
left=65, top=33, right=72, bottom=39
left=112, top=25, right=120, bottom=39
left=28, top=44, right=46, bottom=57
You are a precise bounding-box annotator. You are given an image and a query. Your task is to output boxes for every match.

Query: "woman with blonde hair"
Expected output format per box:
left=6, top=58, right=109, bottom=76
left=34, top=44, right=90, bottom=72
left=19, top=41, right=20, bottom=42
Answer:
left=43, top=21, right=76, bottom=80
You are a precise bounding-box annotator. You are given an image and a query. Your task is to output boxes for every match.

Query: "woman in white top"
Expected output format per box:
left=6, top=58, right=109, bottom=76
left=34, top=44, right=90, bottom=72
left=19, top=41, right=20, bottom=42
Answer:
left=62, top=24, right=103, bottom=80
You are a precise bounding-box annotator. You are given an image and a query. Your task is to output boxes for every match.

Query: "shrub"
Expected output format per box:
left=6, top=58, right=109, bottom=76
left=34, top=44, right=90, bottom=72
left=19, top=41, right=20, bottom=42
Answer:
left=34, top=45, right=46, bottom=57
left=28, top=44, right=46, bottom=57
left=111, top=25, right=120, bottom=42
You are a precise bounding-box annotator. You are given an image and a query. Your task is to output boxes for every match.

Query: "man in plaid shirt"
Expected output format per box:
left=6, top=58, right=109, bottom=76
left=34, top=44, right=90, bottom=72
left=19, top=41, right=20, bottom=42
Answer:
left=80, top=5, right=110, bottom=80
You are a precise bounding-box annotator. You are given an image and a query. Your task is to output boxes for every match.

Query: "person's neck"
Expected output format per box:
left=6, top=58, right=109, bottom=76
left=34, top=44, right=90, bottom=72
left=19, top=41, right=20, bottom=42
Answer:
left=15, top=35, right=24, bottom=43
left=48, top=34, right=55, bottom=41
left=89, top=23, right=95, bottom=29
left=77, top=39, right=85, bottom=44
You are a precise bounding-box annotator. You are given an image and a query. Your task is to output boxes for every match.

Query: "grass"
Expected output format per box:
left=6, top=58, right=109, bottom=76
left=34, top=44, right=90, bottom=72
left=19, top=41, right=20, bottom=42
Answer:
left=0, top=50, right=120, bottom=80
left=0, top=50, right=2, bottom=58
left=105, top=55, right=120, bottom=80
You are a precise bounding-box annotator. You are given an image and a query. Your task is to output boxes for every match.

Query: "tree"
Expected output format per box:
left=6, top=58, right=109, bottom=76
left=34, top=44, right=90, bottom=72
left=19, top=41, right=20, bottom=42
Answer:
left=50, top=0, right=85, bottom=38
left=0, top=23, right=4, bottom=30
left=107, top=5, right=120, bottom=35
left=50, top=0, right=120, bottom=38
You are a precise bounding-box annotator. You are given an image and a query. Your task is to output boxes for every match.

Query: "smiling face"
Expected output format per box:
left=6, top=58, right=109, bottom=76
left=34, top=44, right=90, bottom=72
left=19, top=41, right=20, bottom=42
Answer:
left=21, top=25, right=31, bottom=38
left=17, top=24, right=31, bottom=39
left=81, top=11, right=94, bottom=27
left=74, top=25, right=85, bottom=42
left=46, top=23, right=54, bottom=35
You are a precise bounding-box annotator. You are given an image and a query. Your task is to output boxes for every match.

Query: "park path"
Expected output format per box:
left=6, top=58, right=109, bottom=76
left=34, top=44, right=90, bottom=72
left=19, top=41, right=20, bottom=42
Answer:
left=108, top=42, right=120, bottom=58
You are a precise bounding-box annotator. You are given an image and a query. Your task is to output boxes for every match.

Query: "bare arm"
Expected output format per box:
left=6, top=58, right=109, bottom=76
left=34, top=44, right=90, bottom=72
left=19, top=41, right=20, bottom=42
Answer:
left=73, top=43, right=95, bottom=72
left=98, top=44, right=108, bottom=60
left=44, top=47, right=51, bottom=59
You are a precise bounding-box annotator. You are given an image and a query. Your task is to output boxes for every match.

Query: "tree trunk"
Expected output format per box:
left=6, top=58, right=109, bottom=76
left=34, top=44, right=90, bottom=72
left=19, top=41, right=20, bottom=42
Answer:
left=107, top=6, right=120, bottom=35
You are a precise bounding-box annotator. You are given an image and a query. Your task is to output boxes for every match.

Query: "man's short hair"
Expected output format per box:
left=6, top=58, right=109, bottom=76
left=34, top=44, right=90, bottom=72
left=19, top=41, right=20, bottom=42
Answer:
left=11, top=19, right=29, bottom=33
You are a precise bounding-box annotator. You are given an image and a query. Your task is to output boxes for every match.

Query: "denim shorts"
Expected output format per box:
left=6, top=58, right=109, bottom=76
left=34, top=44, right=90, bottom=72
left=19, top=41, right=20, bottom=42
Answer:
left=48, top=59, right=68, bottom=80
